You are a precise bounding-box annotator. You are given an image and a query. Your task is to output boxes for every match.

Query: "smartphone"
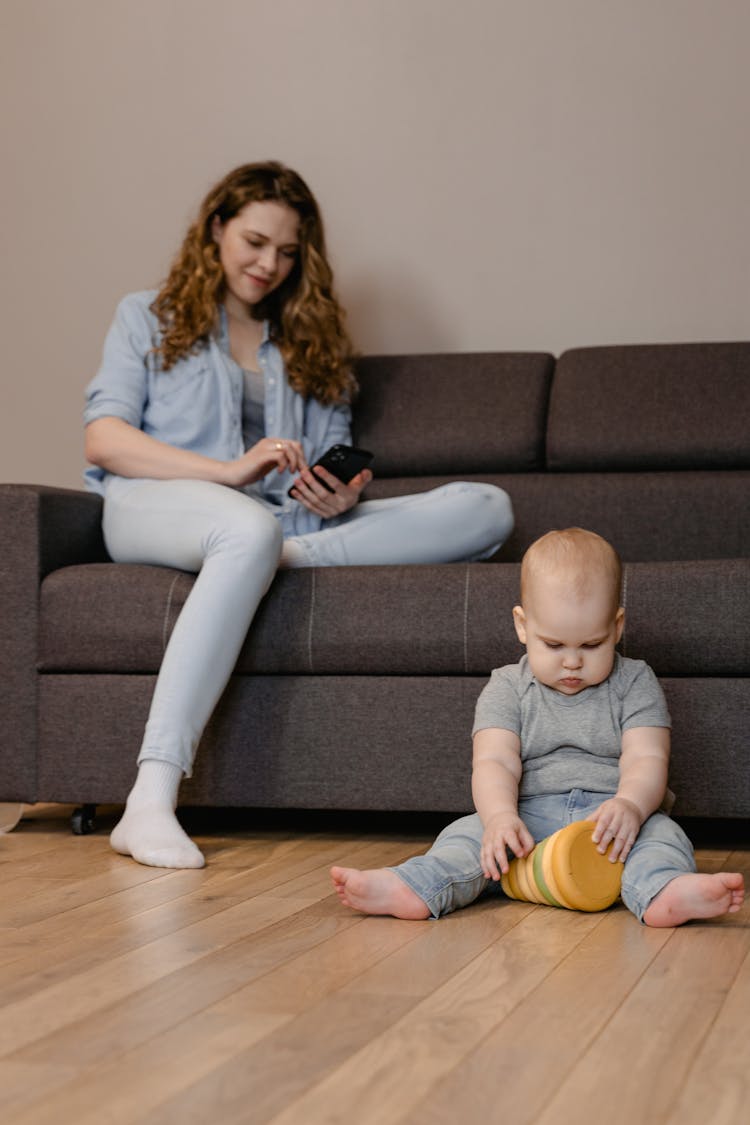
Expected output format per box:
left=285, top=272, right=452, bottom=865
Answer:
left=288, top=443, right=374, bottom=497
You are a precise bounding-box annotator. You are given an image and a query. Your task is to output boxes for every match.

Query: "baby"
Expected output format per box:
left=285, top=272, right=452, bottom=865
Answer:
left=332, top=528, right=744, bottom=926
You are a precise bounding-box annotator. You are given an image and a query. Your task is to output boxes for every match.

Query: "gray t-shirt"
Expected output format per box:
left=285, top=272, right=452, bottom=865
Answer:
left=472, top=653, right=670, bottom=798
left=242, top=368, right=265, bottom=448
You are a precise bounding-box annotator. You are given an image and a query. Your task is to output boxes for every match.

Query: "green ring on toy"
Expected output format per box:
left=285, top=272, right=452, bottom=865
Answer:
left=502, top=821, right=623, bottom=912
left=540, top=826, right=575, bottom=908
left=520, top=851, right=547, bottom=903
left=532, top=836, right=564, bottom=908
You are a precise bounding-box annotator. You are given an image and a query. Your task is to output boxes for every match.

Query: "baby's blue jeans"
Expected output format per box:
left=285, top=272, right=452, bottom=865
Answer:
left=102, top=478, right=513, bottom=776
left=390, top=790, right=697, bottom=922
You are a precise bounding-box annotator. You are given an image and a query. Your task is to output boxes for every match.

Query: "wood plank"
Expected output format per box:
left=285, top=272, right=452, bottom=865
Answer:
left=7, top=849, right=408, bottom=1068
left=0, top=838, right=316, bottom=993
left=144, top=992, right=417, bottom=1125
left=0, top=893, right=306, bottom=1059
left=7, top=838, right=422, bottom=1068
left=0, top=809, right=746, bottom=1125
left=664, top=949, right=750, bottom=1125
left=89, top=895, right=523, bottom=1124
left=0, top=1060, right=77, bottom=1117
left=402, top=906, right=671, bottom=1125
left=0, top=911, right=421, bottom=1122
left=249, top=906, right=603, bottom=1125
left=533, top=926, right=750, bottom=1125
left=0, top=1010, right=290, bottom=1125
left=0, top=866, right=165, bottom=929
left=0, top=835, right=408, bottom=1004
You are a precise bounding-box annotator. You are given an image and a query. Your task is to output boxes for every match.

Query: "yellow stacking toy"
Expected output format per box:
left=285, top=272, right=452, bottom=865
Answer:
left=501, top=820, right=623, bottom=912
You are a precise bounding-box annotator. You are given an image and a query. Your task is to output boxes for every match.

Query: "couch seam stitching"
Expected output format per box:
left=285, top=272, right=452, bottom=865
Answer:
left=463, top=565, right=470, bottom=674
left=307, top=568, right=316, bottom=674
left=621, top=564, right=629, bottom=657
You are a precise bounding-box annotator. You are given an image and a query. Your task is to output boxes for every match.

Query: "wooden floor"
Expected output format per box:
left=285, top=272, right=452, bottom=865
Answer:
left=1, top=805, right=748, bottom=1125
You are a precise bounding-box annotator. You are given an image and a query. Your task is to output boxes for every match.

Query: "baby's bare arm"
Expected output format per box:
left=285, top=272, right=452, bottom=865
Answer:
left=590, top=726, right=670, bottom=861
left=472, top=729, right=534, bottom=878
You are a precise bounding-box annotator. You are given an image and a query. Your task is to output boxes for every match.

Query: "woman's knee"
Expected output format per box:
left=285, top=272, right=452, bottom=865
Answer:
left=212, top=502, right=283, bottom=562
left=445, top=481, right=514, bottom=552
left=483, top=484, right=514, bottom=539
left=103, top=480, right=282, bottom=573
left=446, top=481, right=512, bottom=526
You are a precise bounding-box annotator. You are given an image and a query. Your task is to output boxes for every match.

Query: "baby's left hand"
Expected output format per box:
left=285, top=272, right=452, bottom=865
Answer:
left=588, top=798, right=643, bottom=863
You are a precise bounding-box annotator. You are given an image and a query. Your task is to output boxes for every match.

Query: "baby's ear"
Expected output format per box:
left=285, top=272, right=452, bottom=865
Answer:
left=512, top=605, right=527, bottom=644
left=615, top=606, right=625, bottom=643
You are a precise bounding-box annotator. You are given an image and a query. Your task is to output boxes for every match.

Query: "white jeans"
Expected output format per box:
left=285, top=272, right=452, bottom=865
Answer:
left=103, top=478, right=513, bottom=775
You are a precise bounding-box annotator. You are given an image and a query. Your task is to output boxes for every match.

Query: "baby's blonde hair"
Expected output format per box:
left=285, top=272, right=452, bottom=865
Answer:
left=520, top=528, right=622, bottom=614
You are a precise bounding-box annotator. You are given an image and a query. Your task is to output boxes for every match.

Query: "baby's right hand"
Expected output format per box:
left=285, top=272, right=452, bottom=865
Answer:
left=481, top=812, right=534, bottom=881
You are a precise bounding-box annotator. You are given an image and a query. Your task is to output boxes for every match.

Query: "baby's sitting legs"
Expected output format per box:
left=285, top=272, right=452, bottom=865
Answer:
left=332, top=812, right=488, bottom=919
left=332, top=808, right=746, bottom=926
left=621, top=811, right=744, bottom=925
left=331, top=867, right=431, bottom=919
left=642, top=872, right=745, bottom=927
left=332, top=865, right=745, bottom=925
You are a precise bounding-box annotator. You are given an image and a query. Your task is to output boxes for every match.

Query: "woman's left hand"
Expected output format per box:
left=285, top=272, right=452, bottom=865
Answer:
left=289, top=465, right=373, bottom=518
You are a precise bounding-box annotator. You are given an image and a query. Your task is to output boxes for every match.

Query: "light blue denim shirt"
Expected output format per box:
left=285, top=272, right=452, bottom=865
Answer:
left=83, top=290, right=352, bottom=535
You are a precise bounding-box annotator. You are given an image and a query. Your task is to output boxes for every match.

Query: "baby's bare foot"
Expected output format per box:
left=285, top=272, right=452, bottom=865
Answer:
left=330, top=866, right=431, bottom=919
left=643, top=872, right=745, bottom=927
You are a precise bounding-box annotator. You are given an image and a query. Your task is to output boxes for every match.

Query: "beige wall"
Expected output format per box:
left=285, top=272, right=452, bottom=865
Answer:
left=2, top=0, right=749, bottom=490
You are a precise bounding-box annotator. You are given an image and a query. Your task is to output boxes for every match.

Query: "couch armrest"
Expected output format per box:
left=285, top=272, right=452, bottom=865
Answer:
left=0, top=485, right=105, bottom=801
left=0, top=484, right=107, bottom=577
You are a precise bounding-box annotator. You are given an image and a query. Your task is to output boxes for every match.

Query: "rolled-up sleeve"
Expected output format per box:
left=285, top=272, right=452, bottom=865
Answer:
left=83, top=293, right=155, bottom=428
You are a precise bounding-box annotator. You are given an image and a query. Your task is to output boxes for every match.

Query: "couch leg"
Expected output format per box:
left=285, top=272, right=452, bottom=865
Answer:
left=0, top=803, right=24, bottom=833
left=71, top=804, right=97, bottom=835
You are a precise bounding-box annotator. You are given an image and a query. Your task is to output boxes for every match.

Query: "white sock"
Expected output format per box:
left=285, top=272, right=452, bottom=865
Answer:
left=278, top=539, right=309, bottom=568
left=110, top=759, right=205, bottom=869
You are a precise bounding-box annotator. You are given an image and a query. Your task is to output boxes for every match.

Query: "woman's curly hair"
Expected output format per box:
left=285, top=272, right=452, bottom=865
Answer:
left=150, top=162, right=357, bottom=405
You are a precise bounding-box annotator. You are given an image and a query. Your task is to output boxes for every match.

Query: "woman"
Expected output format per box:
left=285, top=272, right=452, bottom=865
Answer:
left=85, top=161, right=514, bottom=870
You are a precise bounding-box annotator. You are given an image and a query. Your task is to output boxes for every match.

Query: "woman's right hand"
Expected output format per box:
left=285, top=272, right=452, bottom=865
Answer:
left=85, top=418, right=307, bottom=489
left=225, top=437, right=307, bottom=488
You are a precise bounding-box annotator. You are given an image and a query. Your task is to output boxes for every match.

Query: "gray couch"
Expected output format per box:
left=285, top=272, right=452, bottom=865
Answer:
left=1, top=342, right=748, bottom=826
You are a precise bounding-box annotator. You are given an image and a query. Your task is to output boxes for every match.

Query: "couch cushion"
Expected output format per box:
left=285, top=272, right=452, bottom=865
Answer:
left=621, top=559, right=750, bottom=675
left=37, top=563, right=523, bottom=677
left=38, top=558, right=749, bottom=677
left=352, top=352, right=554, bottom=475
left=365, top=470, right=750, bottom=563
left=36, top=673, right=749, bottom=816
left=547, top=343, right=750, bottom=470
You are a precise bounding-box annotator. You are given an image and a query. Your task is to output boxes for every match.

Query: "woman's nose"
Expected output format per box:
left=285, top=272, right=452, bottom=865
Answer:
left=259, top=246, right=278, bottom=274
